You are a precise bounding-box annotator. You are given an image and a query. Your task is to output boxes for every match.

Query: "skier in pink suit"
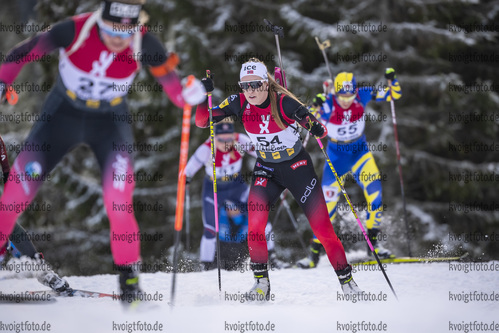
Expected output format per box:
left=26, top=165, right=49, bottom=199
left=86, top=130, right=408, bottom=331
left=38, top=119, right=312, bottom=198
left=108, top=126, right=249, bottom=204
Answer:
left=0, top=0, right=206, bottom=302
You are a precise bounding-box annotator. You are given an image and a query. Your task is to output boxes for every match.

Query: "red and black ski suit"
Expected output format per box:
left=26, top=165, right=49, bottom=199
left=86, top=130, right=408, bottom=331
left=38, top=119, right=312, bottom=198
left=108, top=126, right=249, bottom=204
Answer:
left=196, top=93, right=349, bottom=271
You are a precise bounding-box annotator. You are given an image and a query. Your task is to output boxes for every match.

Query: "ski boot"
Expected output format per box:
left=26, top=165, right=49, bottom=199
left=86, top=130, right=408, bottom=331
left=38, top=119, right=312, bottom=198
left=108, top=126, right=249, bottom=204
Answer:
left=367, top=229, right=395, bottom=259
left=33, top=253, right=72, bottom=294
left=246, top=262, right=271, bottom=301
left=336, top=265, right=362, bottom=295
left=296, top=239, right=322, bottom=269
left=117, top=264, right=142, bottom=306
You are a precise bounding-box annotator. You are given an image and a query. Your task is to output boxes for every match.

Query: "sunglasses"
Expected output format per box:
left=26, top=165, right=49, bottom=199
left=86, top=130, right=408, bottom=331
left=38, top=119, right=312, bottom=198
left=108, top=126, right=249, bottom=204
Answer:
left=238, top=80, right=267, bottom=91
left=337, top=94, right=357, bottom=103
left=98, top=19, right=136, bottom=39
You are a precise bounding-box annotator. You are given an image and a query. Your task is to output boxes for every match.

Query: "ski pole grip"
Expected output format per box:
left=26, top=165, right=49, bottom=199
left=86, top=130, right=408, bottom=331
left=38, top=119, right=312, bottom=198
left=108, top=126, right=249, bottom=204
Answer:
left=264, top=19, right=284, bottom=38
left=315, top=37, right=331, bottom=51
left=205, top=69, right=213, bottom=96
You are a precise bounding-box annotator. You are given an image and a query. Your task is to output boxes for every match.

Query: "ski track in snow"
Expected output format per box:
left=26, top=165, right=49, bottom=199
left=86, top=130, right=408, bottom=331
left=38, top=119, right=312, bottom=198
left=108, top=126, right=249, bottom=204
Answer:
left=1, top=261, right=498, bottom=333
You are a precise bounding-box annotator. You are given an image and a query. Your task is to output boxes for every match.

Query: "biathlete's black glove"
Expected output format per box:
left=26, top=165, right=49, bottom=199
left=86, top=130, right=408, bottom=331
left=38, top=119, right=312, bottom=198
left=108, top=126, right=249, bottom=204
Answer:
left=292, top=105, right=328, bottom=139
left=185, top=176, right=192, bottom=184
left=309, top=121, right=325, bottom=138
left=201, top=76, right=214, bottom=93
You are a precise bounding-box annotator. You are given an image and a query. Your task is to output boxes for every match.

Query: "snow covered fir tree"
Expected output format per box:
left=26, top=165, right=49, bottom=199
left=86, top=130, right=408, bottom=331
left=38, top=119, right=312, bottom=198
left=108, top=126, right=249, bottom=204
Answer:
left=0, top=0, right=498, bottom=331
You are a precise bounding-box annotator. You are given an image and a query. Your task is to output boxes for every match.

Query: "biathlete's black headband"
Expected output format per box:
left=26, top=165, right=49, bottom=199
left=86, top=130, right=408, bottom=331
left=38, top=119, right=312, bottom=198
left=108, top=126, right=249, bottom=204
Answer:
left=215, top=122, right=234, bottom=135
left=101, top=1, right=142, bottom=24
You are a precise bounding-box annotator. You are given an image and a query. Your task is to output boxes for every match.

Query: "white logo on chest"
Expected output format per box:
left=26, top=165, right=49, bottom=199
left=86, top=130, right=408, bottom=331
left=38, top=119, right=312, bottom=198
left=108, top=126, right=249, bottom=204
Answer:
left=222, top=154, right=231, bottom=166
left=221, top=153, right=234, bottom=174
left=259, top=115, right=270, bottom=134
left=342, top=110, right=352, bottom=125
left=90, top=51, right=114, bottom=77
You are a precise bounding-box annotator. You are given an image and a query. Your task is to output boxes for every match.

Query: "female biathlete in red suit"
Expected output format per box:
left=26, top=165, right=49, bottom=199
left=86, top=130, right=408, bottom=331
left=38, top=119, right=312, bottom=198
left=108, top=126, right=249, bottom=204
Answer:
left=0, top=0, right=206, bottom=303
left=196, top=58, right=361, bottom=299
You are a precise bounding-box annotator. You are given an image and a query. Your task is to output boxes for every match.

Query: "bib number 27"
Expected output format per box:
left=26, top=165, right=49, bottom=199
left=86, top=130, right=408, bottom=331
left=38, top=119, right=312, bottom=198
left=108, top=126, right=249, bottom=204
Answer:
left=79, top=78, right=114, bottom=97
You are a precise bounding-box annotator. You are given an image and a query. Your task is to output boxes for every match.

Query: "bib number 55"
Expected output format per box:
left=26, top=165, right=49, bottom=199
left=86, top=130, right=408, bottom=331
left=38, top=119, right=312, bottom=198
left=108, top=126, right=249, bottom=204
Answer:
left=337, top=124, right=358, bottom=136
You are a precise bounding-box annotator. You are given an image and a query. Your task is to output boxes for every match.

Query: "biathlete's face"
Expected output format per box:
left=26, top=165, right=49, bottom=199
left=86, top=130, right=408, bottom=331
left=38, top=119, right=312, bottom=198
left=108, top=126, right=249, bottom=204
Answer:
left=336, top=93, right=357, bottom=109
left=99, top=19, right=136, bottom=53
left=215, top=133, right=235, bottom=152
left=239, top=75, right=269, bottom=106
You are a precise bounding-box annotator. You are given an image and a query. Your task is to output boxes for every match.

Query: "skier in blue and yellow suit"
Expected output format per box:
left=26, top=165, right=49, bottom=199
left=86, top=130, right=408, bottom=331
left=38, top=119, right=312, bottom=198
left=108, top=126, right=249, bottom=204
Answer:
left=297, top=69, right=402, bottom=268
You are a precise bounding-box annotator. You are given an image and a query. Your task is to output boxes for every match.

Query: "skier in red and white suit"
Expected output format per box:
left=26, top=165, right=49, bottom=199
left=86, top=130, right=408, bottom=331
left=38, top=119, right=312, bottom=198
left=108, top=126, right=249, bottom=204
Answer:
left=185, top=121, right=256, bottom=269
left=0, top=0, right=205, bottom=302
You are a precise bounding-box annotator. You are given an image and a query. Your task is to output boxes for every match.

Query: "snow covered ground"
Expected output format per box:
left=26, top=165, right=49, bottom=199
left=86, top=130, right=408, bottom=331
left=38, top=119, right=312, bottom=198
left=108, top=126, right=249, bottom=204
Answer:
left=2, top=257, right=498, bottom=333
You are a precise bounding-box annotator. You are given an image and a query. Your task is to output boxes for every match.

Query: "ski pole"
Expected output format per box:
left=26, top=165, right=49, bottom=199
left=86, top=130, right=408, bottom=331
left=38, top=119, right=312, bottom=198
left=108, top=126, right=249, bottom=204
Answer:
left=270, top=201, right=284, bottom=226
left=263, top=20, right=314, bottom=251
left=308, top=119, right=398, bottom=300
left=170, top=76, right=196, bottom=306
left=264, top=19, right=287, bottom=89
left=387, top=78, right=412, bottom=257
left=263, top=19, right=306, bottom=250
left=314, top=37, right=334, bottom=82
left=206, top=70, right=222, bottom=294
left=271, top=192, right=308, bottom=252
left=185, top=183, right=190, bottom=252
